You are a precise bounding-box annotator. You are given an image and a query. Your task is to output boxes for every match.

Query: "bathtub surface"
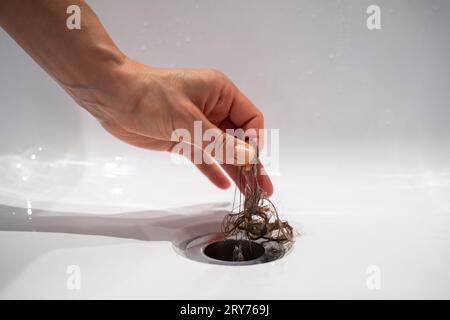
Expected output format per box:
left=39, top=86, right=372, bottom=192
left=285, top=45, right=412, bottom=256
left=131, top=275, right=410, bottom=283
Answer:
left=0, top=154, right=449, bottom=299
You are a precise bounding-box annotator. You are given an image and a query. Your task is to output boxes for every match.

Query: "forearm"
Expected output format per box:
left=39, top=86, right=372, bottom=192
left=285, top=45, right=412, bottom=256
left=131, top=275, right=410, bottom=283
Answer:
left=0, top=0, right=125, bottom=93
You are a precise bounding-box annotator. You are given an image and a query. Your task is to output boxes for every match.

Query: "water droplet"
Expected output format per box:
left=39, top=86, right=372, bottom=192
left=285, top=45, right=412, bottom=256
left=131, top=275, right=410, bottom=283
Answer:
left=185, top=36, right=191, bottom=43
left=328, top=53, right=335, bottom=60
left=22, top=176, right=28, bottom=181
left=38, top=147, right=43, bottom=152
left=31, top=154, right=36, bottom=160
left=16, top=163, right=22, bottom=169
left=143, top=21, right=149, bottom=27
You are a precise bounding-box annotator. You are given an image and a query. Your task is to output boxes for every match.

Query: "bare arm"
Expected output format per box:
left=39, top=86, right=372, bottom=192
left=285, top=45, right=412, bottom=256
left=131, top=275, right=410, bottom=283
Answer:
left=0, top=0, right=123, bottom=90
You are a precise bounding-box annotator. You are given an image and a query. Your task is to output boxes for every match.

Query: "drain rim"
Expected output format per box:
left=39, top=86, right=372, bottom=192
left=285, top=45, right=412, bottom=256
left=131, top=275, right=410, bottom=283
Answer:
left=182, top=232, right=289, bottom=266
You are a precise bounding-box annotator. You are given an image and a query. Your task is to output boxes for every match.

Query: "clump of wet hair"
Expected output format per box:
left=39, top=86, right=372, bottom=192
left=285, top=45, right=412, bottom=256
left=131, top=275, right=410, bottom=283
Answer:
left=221, top=162, right=295, bottom=246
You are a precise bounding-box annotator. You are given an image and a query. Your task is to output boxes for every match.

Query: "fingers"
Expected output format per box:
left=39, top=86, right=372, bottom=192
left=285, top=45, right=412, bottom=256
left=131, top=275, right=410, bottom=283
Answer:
left=196, top=82, right=273, bottom=196
left=194, top=161, right=231, bottom=190
left=221, top=161, right=273, bottom=197
left=186, top=146, right=231, bottom=190
left=186, top=107, right=256, bottom=167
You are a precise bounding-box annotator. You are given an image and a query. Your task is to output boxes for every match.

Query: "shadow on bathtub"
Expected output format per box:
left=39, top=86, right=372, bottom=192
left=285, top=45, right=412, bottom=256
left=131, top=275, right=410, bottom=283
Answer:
left=0, top=202, right=229, bottom=247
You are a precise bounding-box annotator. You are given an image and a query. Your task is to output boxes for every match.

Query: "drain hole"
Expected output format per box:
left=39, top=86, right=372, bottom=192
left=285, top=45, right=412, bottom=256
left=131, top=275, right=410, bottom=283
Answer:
left=203, top=239, right=265, bottom=262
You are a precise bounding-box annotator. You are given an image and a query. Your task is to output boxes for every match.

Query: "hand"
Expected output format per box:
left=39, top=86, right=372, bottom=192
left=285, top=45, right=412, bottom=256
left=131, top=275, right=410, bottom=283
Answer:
left=0, top=0, right=273, bottom=196
left=68, top=58, right=273, bottom=195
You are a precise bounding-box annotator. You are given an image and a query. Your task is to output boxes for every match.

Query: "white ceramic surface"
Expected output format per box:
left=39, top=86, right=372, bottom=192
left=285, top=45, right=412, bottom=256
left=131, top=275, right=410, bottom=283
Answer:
left=1, top=0, right=449, bottom=299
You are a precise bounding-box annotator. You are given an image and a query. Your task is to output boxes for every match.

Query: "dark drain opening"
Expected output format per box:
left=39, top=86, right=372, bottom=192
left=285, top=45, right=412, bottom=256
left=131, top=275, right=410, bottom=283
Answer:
left=203, top=239, right=265, bottom=262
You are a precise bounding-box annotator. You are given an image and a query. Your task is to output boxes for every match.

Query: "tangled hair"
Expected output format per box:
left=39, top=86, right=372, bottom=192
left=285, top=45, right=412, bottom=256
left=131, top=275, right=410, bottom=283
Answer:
left=221, top=163, right=295, bottom=246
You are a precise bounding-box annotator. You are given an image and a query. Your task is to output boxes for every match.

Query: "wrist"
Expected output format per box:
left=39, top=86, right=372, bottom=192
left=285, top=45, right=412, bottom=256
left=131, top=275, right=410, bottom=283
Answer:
left=102, top=57, right=163, bottom=115
left=61, top=49, right=129, bottom=121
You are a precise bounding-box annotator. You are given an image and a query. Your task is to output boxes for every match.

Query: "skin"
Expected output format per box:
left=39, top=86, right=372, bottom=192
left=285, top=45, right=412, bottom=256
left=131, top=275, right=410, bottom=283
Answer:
left=0, top=0, right=273, bottom=196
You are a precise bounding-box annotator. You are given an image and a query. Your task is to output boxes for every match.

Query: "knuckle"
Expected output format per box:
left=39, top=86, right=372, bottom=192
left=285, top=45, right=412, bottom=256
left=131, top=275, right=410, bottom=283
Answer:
left=205, top=68, right=227, bottom=82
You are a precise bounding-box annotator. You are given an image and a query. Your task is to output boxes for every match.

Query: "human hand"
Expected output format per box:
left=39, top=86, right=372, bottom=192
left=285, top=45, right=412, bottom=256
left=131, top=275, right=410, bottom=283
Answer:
left=69, top=58, right=273, bottom=195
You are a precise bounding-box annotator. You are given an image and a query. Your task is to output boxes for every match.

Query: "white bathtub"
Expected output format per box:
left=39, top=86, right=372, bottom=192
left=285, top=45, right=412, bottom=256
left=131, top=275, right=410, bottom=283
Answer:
left=0, top=0, right=449, bottom=299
